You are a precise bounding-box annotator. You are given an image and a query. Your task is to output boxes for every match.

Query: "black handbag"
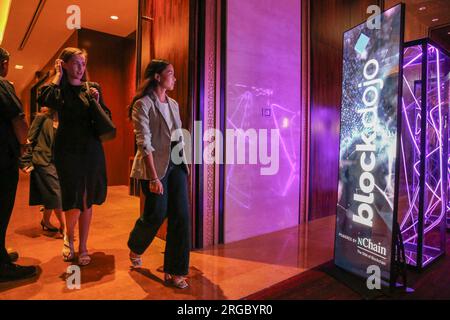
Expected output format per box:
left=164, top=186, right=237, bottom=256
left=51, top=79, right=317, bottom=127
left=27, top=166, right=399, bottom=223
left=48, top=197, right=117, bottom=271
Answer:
left=19, top=115, right=47, bottom=169
left=85, top=83, right=116, bottom=142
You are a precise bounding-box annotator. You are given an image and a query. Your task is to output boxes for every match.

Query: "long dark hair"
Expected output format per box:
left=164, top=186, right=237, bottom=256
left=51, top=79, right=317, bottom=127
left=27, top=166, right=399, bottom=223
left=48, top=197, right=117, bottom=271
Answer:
left=128, top=59, right=170, bottom=120
left=58, top=47, right=88, bottom=87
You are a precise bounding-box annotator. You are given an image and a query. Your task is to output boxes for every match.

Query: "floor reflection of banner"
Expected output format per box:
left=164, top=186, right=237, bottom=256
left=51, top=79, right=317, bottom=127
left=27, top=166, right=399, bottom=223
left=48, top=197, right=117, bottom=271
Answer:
left=334, top=4, right=404, bottom=286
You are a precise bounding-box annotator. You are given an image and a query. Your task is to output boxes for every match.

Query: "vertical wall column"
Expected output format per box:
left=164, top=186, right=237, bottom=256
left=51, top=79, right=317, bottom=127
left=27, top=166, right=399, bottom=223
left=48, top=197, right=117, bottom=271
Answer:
left=200, top=0, right=226, bottom=247
left=300, top=0, right=310, bottom=224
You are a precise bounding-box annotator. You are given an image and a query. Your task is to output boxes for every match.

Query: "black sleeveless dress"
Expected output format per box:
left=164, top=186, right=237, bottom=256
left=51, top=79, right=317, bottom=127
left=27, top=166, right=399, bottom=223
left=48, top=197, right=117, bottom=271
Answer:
left=38, top=82, right=110, bottom=211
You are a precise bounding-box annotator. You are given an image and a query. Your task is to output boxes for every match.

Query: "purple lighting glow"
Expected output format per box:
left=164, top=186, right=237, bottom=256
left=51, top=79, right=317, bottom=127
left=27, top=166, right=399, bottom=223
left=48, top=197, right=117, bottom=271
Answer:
left=224, top=0, right=301, bottom=243
left=403, top=52, right=423, bottom=68
left=399, top=41, right=449, bottom=268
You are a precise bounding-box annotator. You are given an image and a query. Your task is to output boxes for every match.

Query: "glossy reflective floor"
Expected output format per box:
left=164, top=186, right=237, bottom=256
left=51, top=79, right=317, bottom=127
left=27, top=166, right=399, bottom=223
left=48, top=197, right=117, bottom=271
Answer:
left=0, top=173, right=335, bottom=300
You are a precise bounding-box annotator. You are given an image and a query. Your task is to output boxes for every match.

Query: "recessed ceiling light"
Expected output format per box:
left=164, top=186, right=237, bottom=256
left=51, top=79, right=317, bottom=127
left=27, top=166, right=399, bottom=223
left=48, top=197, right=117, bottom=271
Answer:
left=419, top=6, right=426, bottom=11
left=432, top=18, right=439, bottom=22
left=110, top=15, right=119, bottom=20
left=15, top=65, right=23, bottom=70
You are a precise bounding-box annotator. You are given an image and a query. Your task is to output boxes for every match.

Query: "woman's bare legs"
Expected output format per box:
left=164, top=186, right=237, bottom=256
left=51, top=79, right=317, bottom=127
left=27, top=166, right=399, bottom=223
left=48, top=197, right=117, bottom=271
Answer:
left=65, top=209, right=80, bottom=243
left=78, top=207, right=92, bottom=254
left=63, top=209, right=79, bottom=260
left=61, top=191, right=92, bottom=264
left=42, top=209, right=53, bottom=226
left=77, top=190, right=92, bottom=265
left=53, top=209, right=65, bottom=232
left=42, top=209, right=65, bottom=235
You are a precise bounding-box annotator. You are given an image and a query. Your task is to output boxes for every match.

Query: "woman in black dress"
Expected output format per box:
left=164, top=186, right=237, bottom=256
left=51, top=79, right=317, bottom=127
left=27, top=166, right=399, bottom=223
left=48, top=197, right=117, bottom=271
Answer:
left=20, top=106, right=65, bottom=237
left=38, top=47, right=110, bottom=266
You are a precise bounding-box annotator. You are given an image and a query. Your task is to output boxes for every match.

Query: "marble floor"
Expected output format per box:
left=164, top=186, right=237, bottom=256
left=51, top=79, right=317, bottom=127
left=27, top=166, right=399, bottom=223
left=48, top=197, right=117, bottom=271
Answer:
left=0, top=173, right=335, bottom=300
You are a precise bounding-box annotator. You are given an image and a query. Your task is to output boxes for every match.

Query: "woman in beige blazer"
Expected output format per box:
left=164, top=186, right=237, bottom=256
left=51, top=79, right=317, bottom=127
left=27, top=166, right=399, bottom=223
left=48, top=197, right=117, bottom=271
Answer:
left=127, top=60, right=190, bottom=289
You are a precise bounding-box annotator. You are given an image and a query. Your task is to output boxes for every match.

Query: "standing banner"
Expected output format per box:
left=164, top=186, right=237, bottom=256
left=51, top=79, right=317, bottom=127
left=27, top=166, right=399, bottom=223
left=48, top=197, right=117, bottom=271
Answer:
left=334, top=4, right=405, bottom=287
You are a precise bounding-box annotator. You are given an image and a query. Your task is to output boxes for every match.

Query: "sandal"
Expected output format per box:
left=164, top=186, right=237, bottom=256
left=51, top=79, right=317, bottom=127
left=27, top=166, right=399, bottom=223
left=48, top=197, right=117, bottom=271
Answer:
left=129, top=251, right=142, bottom=268
left=62, top=236, right=75, bottom=262
left=41, top=220, right=59, bottom=233
left=164, top=273, right=189, bottom=289
left=55, top=227, right=65, bottom=239
left=78, top=252, right=91, bottom=266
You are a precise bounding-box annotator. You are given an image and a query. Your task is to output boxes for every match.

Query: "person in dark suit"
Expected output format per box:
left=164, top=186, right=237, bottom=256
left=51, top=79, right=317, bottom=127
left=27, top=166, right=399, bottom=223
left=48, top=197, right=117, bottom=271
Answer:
left=0, top=47, right=37, bottom=281
left=38, top=47, right=111, bottom=266
left=20, top=106, right=65, bottom=237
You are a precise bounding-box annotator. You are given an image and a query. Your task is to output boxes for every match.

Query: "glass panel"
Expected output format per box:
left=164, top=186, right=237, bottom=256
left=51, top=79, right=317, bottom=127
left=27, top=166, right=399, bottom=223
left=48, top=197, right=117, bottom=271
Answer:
left=399, top=44, right=423, bottom=267
left=224, top=0, right=301, bottom=243
left=400, top=42, right=449, bottom=268
left=421, top=44, right=449, bottom=267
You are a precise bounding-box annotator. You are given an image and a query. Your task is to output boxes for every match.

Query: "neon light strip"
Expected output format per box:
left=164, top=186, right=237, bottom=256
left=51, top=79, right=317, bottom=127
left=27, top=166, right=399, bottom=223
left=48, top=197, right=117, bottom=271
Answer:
left=400, top=137, right=412, bottom=206
left=404, top=52, right=423, bottom=68
left=435, top=46, right=444, bottom=197
left=402, top=99, right=421, bottom=153
left=425, top=146, right=440, bottom=159
left=403, top=75, right=422, bottom=110
left=400, top=187, right=419, bottom=230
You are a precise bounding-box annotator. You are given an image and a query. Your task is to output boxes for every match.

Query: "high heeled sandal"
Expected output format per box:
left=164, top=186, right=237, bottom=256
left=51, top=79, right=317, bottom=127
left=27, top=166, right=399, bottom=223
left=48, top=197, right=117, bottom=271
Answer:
left=129, top=252, right=142, bottom=268
left=164, top=274, right=189, bottom=289
left=41, top=220, right=59, bottom=233
left=62, top=236, right=75, bottom=262
left=78, top=252, right=91, bottom=266
left=55, top=227, right=65, bottom=239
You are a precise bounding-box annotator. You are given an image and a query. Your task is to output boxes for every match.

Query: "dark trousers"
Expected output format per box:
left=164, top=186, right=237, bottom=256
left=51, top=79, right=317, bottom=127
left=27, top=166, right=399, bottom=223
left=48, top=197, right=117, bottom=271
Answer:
left=128, top=161, right=190, bottom=276
left=0, top=164, right=19, bottom=264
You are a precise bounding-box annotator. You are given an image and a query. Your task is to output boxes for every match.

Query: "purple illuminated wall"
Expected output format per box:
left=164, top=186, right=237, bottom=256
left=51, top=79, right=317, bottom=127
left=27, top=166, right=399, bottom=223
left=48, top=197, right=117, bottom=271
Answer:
left=224, top=0, right=301, bottom=243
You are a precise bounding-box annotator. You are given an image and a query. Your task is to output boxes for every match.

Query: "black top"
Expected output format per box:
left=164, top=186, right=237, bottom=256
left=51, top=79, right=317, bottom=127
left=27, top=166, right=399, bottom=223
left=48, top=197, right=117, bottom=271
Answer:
left=37, top=81, right=111, bottom=211
left=0, top=77, right=24, bottom=169
left=20, top=114, right=56, bottom=168
left=38, top=82, right=111, bottom=154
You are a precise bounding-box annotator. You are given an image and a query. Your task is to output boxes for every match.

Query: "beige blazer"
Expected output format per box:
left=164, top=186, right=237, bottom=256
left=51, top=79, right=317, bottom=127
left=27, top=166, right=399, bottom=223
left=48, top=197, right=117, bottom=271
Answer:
left=130, top=92, right=190, bottom=180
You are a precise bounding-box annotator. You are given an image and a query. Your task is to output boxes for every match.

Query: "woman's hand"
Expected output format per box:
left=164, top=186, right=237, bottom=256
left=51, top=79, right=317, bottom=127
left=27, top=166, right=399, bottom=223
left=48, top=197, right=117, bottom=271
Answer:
left=21, top=166, right=34, bottom=174
left=149, top=179, right=164, bottom=195
left=53, top=59, right=64, bottom=84
left=55, top=59, right=63, bottom=75
left=89, top=87, right=100, bottom=103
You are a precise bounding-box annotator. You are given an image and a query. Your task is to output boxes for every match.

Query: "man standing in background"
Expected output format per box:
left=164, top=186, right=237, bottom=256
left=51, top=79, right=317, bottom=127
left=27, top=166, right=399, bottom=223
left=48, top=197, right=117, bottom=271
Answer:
left=0, top=47, right=37, bottom=281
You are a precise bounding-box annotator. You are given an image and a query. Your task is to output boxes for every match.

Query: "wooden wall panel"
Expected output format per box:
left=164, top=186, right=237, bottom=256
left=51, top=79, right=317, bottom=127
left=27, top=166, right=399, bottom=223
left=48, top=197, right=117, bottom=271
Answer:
left=123, top=32, right=137, bottom=186
left=78, top=29, right=136, bottom=187
left=309, top=0, right=381, bottom=220
left=430, top=26, right=450, bottom=52
left=300, top=0, right=310, bottom=224
left=20, top=81, right=31, bottom=124
left=138, top=0, right=153, bottom=82
left=152, top=0, right=191, bottom=128
left=385, top=0, right=428, bottom=41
